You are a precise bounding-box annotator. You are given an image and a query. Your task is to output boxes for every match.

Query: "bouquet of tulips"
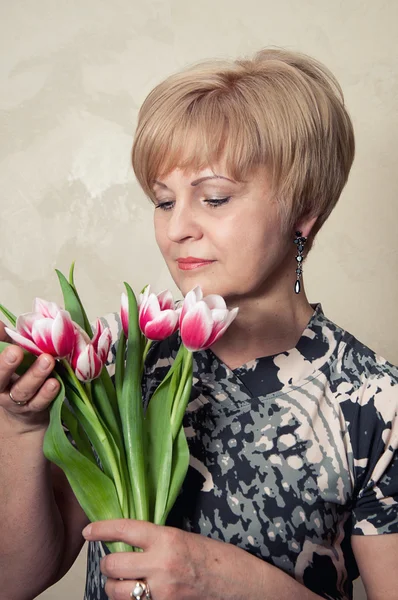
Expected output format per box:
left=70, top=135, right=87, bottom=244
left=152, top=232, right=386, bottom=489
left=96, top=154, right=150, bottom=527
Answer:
left=0, top=264, right=238, bottom=553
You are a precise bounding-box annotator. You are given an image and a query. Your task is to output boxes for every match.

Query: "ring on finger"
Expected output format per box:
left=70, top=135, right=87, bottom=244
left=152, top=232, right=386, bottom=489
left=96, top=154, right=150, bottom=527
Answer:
left=9, top=389, right=28, bottom=406
left=130, top=580, right=151, bottom=600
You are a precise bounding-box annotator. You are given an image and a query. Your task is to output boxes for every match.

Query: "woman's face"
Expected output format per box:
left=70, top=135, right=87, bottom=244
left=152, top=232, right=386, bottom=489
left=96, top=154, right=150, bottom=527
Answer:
left=152, top=161, right=294, bottom=303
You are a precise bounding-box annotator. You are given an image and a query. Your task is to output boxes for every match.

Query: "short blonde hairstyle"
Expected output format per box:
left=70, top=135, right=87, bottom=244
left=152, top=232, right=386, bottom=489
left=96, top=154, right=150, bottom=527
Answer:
left=132, top=48, right=355, bottom=251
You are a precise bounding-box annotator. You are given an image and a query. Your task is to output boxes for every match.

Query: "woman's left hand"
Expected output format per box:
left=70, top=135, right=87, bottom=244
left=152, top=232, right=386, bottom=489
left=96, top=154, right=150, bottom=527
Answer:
left=82, top=519, right=265, bottom=600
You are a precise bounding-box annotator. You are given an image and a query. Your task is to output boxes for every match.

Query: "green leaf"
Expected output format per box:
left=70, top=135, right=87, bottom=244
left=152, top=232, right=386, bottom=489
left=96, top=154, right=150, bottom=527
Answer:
left=144, top=345, right=186, bottom=522
left=55, top=269, right=90, bottom=334
left=162, top=423, right=190, bottom=525
left=115, top=330, right=126, bottom=401
left=145, top=354, right=182, bottom=523
left=91, top=376, right=122, bottom=448
left=59, top=370, right=129, bottom=518
left=61, top=402, right=96, bottom=466
left=0, top=304, right=17, bottom=327
left=120, top=282, right=148, bottom=521
left=67, top=262, right=92, bottom=333
left=43, top=376, right=131, bottom=553
left=100, top=365, right=119, bottom=421
left=68, top=261, right=77, bottom=286
left=170, top=353, right=193, bottom=441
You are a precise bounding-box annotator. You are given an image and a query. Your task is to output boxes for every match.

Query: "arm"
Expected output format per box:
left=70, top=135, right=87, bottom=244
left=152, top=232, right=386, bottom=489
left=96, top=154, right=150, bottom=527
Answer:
left=84, top=519, right=325, bottom=600
left=0, top=324, right=88, bottom=600
left=352, top=534, right=398, bottom=600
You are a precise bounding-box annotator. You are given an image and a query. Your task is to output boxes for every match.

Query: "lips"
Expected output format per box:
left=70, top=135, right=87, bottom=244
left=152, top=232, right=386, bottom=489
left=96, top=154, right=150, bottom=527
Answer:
left=177, top=257, right=213, bottom=264
left=176, top=257, right=215, bottom=270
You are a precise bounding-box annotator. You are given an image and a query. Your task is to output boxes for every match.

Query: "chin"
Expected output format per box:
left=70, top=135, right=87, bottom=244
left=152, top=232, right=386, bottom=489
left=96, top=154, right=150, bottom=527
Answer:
left=179, top=279, right=233, bottom=301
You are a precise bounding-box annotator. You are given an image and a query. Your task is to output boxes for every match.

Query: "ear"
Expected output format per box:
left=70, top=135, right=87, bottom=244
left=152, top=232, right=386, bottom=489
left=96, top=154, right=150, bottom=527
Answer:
left=294, top=215, right=318, bottom=239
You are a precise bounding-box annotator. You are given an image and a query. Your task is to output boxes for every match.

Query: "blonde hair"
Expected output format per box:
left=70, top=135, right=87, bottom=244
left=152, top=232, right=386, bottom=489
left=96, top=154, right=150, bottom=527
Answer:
left=132, top=48, right=355, bottom=251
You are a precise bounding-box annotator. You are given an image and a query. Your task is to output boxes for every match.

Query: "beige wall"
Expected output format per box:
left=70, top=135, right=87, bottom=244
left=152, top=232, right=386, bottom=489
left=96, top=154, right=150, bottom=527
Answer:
left=1, top=1, right=397, bottom=599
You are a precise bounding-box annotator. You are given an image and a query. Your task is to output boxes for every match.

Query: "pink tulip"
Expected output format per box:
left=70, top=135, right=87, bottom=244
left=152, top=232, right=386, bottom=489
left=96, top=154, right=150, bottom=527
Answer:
left=139, top=286, right=180, bottom=341
left=91, top=318, right=112, bottom=363
left=70, top=320, right=111, bottom=382
left=120, top=292, right=129, bottom=338
left=179, top=286, right=239, bottom=352
left=5, top=298, right=75, bottom=358
left=121, top=286, right=179, bottom=341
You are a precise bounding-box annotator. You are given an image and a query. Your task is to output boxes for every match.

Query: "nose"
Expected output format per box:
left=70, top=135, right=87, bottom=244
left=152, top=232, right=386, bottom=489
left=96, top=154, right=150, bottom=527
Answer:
left=167, top=201, right=202, bottom=243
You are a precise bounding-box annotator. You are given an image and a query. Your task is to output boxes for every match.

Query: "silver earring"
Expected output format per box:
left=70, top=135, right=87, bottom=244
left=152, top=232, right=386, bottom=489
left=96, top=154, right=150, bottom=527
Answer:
left=294, top=230, right=307, bottom=294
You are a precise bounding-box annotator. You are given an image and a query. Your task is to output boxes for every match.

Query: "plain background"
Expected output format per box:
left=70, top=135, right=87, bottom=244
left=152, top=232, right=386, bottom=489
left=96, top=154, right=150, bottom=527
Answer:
left=1, top=1, right=397, bottom=599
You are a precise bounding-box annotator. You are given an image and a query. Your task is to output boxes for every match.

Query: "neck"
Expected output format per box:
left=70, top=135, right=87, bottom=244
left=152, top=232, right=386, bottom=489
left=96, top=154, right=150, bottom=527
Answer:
left=210, top=282, right=315, bottom=370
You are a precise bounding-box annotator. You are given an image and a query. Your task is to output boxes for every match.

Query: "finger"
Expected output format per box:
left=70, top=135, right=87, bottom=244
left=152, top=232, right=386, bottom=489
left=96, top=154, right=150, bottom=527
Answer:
left=100, top=553, right=146, bottom=581
left=0, top=321, right=12, bottom=343
left=4, top=354, right=56, bottom=403
left=105, top=577, right=149, bottom=600
left=12, top=377, right=60, bottom=413
left=83, top=520, right=160, bottom=550
left=0, top=345, right=25, bottom=393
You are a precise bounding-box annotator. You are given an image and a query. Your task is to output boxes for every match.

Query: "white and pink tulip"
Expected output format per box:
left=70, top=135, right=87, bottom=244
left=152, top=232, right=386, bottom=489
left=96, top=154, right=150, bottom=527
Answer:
left=5, top=298, right=75, bottom=358
left=91, top=318, right=112, bottom=364
left=121, top=286, right=180, bottom=341
left=70, top=320, right=111, bottom=382
left=179, top=286, right=238, bottom=352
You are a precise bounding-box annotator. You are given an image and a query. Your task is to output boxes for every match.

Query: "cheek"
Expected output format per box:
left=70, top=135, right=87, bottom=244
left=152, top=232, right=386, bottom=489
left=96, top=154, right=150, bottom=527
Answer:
left=154, top=218, right=169, bottom=257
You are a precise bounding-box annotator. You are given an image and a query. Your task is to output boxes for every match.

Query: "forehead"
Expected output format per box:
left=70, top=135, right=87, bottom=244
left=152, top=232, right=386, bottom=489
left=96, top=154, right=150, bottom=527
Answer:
left=152, top=166, right=272, bottom=198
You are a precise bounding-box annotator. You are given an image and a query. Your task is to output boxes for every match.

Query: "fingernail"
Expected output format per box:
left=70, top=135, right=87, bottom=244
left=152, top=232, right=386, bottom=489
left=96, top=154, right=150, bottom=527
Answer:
left=49, top=381, right=59, bottom=391
left=5, top=349, right=17, bottom=364
left=82, top=524, right=92, bottom=537
left=39, top=356, right=51, bottom=371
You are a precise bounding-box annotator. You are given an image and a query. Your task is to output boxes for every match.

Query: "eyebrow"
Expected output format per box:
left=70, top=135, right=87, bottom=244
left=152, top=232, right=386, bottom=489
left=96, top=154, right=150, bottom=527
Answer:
left=153, top=175, right=236, bottom=190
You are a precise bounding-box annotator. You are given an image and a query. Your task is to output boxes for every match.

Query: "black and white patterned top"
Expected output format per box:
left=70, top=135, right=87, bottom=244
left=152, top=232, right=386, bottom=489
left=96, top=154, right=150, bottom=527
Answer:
left=85, top=303, right=398, bottom=600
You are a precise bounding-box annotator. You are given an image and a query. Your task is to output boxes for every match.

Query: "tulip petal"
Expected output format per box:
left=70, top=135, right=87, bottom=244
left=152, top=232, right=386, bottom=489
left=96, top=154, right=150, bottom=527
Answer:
left=180, top=286, right=203, bottom=324
left=31, top=318, right=57, bottom=355
left=180, top=301, right=213, bottom=351
left=143, top=310, right=179, bottom=341
left=75, top=344, right=102, bottom=382
left=16, top=312, right=43, bottom=337
left=157, top=290, right=174, bottom=311
left=91, top=318, right=104, bottom=348
left=70, top=329, right=89, bottom=370
left=51, top=311, right=76, bottom=358
left=33, top=298, right=61, bottom=319
left=138, top=285, right=151, bottom=308
left=204, top=307, right=239, bottom=348
left=96, top=327, right=112, bottom=363
left=139, top=294, right=160, bottom=334
left=4, top=328, right=42, bottom=356
left=120, top=293, right=129, bottom=338
left=203, top=294, right=227, bottom=310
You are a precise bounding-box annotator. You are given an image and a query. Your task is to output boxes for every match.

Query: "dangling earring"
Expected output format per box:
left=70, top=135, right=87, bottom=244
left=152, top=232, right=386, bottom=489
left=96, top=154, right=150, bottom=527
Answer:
left=294, top=230, right=307, bottom=294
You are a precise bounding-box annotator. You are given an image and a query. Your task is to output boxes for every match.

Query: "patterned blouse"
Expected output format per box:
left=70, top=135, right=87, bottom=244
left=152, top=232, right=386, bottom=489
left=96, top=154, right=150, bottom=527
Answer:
left=84, top=303, right=398, bottom=600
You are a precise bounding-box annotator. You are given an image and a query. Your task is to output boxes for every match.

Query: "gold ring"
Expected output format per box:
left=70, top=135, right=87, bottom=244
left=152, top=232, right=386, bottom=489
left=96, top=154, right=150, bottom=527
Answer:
left=9, top=389, right=28, bottom=406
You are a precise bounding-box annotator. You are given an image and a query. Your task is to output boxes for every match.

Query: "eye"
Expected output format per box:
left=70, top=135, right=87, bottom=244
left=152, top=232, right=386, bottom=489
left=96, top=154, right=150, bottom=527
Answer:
left=155, top=201, right=174, bottom=211
left=204, top=197, right=231, bottom=207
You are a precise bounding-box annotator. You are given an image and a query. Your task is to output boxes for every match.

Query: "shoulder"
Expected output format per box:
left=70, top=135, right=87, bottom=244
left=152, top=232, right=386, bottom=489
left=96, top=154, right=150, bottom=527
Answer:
left=319, top=318, right=398, bottom=503
left=322, top=318, right=398, bottom=452
left=319, top=310, right=398, bottom=394
left=309, top=309, right=398, bottom=439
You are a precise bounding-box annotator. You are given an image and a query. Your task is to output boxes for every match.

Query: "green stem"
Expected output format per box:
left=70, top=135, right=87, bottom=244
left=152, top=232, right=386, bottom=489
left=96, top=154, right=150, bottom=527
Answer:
left=61, top=360, right=128, bottom=517
left=85, top=381, right=93, bottom=403
left=141, top=339, right=153, bottom=374
left=120, top=284, right=148, bottom=522
left=61, top=360, right=92, bottom=406
left=170, top=350, right=193, bottom=438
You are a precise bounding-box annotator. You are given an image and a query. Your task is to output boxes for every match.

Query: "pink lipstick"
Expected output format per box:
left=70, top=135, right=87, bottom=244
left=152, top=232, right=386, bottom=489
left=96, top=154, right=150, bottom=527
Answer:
left=177, top=257, right=215, bottom=271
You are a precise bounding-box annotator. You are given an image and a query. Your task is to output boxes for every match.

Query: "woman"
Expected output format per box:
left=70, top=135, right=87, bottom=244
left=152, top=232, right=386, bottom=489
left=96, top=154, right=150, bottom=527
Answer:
left=0, top=48, right=397, bottom=600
